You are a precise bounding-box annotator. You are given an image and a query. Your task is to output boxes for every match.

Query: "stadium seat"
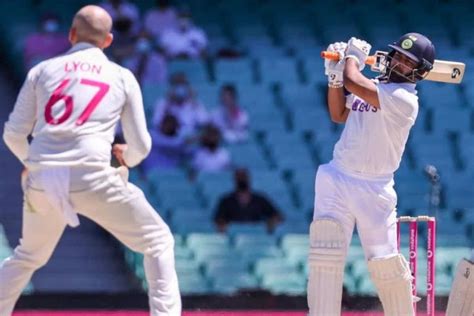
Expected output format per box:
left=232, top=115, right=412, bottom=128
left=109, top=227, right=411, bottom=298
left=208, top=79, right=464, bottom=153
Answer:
left=254, top=257, right=299, bottom=279
left=226, top=223, right=269, bottom=235
left=274, top=222, right=309, bottom=235
left=211, top=272, right=259, bottom=294
left=179, top=274, right=212, bottom=295
left=175, top=259, right=201, bottom=277
left=259, top=58, right=300, bottom=84
left=238, top=245, right=284, bottom=263
left=227, top=143, right=270, bottom=169
left=260, top=271, right=306, bottom=295
left=233, top=233, right=277, bottom=249
left=168, top=60, right=209, bottom=83
left=205, top=259, right=249, bottom=277
left=215, top=59, right=255, bottom=84
left=281, top=234, right=309, bottom=251
left=187, top=233, right=229, bottom=248
left=193, top=247, right=241, bottom=265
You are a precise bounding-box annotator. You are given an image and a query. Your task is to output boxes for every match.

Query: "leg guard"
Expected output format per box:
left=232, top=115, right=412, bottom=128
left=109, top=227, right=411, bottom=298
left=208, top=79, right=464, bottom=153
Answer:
left=446, top=258, right=474, bottom=316
left=307, top=218, right=346, bottom=316
left=368, top=254, right=415, bottom=316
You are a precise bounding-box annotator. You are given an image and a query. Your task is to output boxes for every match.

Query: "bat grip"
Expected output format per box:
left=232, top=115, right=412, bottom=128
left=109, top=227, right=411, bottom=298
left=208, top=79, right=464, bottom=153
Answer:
left=321, top=51, right=376, bottom=65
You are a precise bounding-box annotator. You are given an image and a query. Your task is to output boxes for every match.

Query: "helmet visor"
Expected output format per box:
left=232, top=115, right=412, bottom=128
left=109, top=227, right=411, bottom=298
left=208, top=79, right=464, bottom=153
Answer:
left=388, top=44, right=420, bottom=64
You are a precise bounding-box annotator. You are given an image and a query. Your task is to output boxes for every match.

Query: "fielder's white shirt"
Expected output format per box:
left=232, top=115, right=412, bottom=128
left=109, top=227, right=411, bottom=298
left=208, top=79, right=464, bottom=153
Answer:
left=332, top=81, right=418, bottom=177
left=4, top=42, right=152, bottom=170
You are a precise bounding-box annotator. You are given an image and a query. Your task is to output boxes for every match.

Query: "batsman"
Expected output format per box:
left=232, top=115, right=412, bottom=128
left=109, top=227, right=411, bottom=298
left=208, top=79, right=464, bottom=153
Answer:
left=445, top=254, right=474, bottom=315
left=308, top=33, right=435, bottom=315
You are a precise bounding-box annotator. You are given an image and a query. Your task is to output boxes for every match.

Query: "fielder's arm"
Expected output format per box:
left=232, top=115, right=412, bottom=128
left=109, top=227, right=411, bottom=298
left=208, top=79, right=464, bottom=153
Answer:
left=3, top=67, right=39, bottom=164
left=119, top=69, right=152, bottom=167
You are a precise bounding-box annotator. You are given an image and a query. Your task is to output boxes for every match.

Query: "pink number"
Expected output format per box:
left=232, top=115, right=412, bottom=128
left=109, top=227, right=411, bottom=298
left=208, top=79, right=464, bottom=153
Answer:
left=44, top=78, right=110, bottom=126
left=44, top=79, right=73, bottom=125
left=76, top=79, right=110, bottom=126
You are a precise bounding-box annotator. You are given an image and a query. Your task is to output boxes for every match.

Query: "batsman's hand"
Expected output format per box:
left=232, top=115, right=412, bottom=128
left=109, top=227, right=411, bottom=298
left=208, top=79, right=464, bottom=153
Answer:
left=345, top=37, right=371, bottom=71
left=113, top=144, right=128, bottom=167
left=325, top=42, right=347, bottom=87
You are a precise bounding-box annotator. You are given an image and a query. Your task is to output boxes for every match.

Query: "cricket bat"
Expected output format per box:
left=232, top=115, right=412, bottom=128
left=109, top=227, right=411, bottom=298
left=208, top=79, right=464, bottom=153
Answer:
left=321, top=50, right=466, bottom=84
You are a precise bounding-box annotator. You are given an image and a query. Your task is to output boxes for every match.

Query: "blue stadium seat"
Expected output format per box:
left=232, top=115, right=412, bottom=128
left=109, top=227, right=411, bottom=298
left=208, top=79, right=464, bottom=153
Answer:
left=260, top=271, right=306, bottom=295
left=215, top=59, right=254, bottom=84
left=227, top=142, right=270, bottom=169
left=226, top=222, right=270, bottom=235
left=259, top=58, right=300, bottom=84
left=432, top=107, right=472, bottom=133
left=254, top=257, right=299, bottom=279
left=234, top=233, right=277, bottom=249
left=281, top=234, right=309, bottom=250
left=211, top=272, right=259, bottom=294
left=179, top=274, right=212, bottom=294
left=168, top=60, right=209, bottom=83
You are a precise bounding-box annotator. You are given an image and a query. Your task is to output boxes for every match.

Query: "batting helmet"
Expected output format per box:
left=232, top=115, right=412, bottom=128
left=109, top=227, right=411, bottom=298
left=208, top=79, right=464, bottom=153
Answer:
left=385, top=33, right=436, bottom=82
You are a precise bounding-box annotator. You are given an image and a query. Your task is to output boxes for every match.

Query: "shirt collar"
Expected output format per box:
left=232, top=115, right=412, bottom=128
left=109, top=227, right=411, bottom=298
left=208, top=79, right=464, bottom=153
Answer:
left=67, top=42, right=101, bottom=54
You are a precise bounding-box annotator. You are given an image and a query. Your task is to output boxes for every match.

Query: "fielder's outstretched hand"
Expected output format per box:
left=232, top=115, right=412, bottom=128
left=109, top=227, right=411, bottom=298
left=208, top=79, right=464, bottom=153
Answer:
left=345, top=37, right=372, bottom=71
left=113, top=144, right=128, bottom=167
left=325, top=42, right=347, bottom=87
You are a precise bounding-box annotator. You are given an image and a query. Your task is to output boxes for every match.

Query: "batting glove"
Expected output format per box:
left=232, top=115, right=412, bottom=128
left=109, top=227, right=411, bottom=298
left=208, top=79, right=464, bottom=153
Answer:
left=325, top=42, right=347, bottom=88
left=345, top=37, right=371, bottom=71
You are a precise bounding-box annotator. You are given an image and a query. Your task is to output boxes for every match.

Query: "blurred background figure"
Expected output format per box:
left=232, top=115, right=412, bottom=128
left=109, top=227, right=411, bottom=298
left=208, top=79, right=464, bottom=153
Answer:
left=122, top=32, right=167, bottom=85
left=159, top=9, right=208, bottom=59
left=142, top=114, right=190, bottom=172
left=211, top=84, right=249, bottom=143
left=214, top=168, right=283, bottom=233
left=191, top=124, right=231, bottom=173
left=100, top=0, right=140, bottom=34
left=23, top=13, right=69, bottom=70
left=144, top=0, right=178, bottom=42
left=106, top=15, right=135, bottom=63
left=152, top=72, right=209, bottom=135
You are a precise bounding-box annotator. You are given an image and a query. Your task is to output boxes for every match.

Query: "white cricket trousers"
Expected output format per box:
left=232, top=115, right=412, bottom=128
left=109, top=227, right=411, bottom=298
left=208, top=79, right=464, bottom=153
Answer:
left=313, top=162, right=399, bottom=260
left=0, top=166, right=181, bottom=316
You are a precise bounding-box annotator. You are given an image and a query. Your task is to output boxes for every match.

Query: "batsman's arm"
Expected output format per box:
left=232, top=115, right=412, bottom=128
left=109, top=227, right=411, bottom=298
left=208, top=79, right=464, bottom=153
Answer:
left=327, top=87, right=349, bottom=123
left=120, top=69, right=152, bottom=167
left=3, top=68, right=39, bottom=164
left=343, top=59, right=380, bottom=108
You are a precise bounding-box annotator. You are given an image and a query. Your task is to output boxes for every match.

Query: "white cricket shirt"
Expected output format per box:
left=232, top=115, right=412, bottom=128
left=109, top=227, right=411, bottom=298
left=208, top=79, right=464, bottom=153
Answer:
left=332, top=81, right=418, bottom=177
left=4, top=42, right=151, bottom=169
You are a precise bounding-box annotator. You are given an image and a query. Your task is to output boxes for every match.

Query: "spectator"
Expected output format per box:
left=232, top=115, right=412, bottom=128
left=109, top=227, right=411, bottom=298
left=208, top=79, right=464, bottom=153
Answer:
left=100, top=0, right=140, bottom=34
left=24, top=13, right=70, bottom=69
left=160, top=10, right=208, bottom=59
left=191, top=124, right=230, bottom=173
left=107, top=15, right=136, bottom=63
left=152, top=72, right=208, bottom=135
left=142, top=114, right=190, bottom=171
left=214, top=168, right=283, bottom=233
left=211, top=84, right=249, bottom=143
left=123, top=32, right=167, bottom=85
left=144, top=0, right=178, bottom=41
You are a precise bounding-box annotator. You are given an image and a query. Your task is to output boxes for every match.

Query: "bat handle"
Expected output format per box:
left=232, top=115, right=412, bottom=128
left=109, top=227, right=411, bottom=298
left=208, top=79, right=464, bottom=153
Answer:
left=321, top=51, right=376, bottom=65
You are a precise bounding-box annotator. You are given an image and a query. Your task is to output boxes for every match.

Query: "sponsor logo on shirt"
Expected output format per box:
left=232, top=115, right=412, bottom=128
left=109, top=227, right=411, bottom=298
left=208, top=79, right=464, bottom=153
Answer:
left=351, top=99, right=377, bottom=113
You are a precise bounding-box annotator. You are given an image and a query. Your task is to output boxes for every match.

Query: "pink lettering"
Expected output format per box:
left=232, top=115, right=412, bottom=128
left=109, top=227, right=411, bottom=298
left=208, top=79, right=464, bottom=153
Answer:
left=91, top=64, right=102, bottom=75
left=64, top=61, right=102, bottom=75
left=73, top=61, right=81, bottom=71
left=80, top=63, right=90, bottom=72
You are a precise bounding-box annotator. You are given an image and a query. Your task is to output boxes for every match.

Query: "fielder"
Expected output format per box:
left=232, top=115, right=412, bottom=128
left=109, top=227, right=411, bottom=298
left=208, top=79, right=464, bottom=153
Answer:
left=445, top=254, right=474, bottom=315
left=0, top=5, right=181, bottom=316
left=308, top=33, right=435, bottom=315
